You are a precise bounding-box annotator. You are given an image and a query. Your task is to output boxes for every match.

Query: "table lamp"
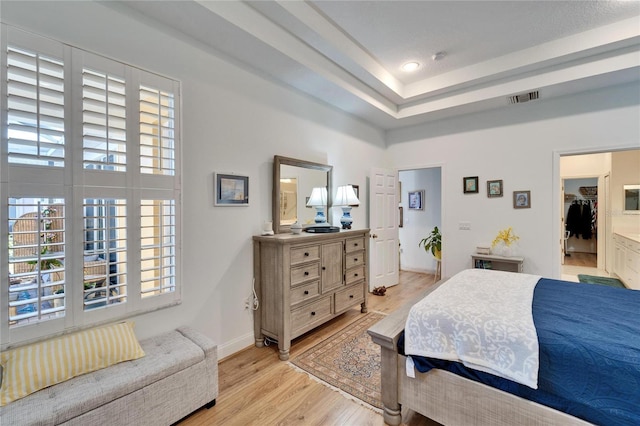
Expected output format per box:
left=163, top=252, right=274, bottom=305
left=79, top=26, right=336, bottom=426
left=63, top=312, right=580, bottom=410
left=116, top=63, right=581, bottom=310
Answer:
left=334, top=185, right=360, bottom=229
left=306, top=187, right=328, bottom=224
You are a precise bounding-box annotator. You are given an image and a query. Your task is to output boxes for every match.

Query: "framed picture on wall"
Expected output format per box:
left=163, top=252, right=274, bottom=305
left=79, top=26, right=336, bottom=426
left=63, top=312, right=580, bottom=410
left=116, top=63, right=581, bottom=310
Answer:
left=463, top=176, right=479, bottom=194
left=408, top=190, right=424, bottom=210
left=513, top=190, right=531, bottom=209
left=214, top=173, right=249, bottom=206
left=487, top=179, right=503, bottom=198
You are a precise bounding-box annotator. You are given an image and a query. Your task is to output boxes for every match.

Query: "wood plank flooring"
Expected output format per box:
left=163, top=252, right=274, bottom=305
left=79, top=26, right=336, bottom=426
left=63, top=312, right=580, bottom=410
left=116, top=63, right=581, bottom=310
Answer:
left=178, top=270, right=440, bottom=426
left=563, top=252, right=597, bottom=267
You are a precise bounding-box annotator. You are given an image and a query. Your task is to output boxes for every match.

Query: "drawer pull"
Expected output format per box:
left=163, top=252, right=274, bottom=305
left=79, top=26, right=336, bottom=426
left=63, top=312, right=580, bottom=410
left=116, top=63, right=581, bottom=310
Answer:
left=304, top=252, right=309, bottom=257
left=304, top=290, right=309, bottom=295
left=354, top=258, right=358, bottom=262
left=354, top=243, right=359, bottom=247
left=354, top=273, right=359, bottom=277
left=304, top=271, right=309, bottom=276
left=311, top=311, right=316, bottom=316
left=322, top=266, right=326, bottom=270
left=349, top=294, right=354, bottom=299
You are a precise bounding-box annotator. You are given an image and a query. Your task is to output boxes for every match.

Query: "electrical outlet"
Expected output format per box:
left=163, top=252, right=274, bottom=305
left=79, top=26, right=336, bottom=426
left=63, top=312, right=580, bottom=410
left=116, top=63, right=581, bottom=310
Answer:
left=244, top=297, right=251, bottom=310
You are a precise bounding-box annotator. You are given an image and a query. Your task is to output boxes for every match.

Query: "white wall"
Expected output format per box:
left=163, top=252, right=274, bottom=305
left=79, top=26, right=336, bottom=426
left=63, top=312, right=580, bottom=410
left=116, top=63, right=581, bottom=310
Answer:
left=399, top=168, right=442, bottom=273
left=2, top=1, right=387, bottom=358
left=387, top=83, right=640, bottom=279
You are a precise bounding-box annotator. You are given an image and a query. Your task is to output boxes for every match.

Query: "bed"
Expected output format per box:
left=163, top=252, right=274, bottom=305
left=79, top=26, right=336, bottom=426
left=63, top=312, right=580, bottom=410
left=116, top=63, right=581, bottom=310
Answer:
left=367, top=269, right=640, bottom=426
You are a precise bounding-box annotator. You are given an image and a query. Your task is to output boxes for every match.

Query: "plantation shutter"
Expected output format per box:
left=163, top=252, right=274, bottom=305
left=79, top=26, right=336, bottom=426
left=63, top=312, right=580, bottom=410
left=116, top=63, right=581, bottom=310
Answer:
left=140, top=199, right=176, bottom=298
left=6, top=46, right=65, bottom=167
left=82, top=68, right=127, bottom=171
left=139, top=85, right=175, bottom=176
left=83, top=198, right=128, bottom=310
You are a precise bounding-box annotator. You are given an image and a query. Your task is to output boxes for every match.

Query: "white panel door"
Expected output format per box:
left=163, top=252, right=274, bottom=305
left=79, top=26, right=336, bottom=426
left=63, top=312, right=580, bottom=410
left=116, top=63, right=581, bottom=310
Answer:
left=369, top=168, right=399, bottom=291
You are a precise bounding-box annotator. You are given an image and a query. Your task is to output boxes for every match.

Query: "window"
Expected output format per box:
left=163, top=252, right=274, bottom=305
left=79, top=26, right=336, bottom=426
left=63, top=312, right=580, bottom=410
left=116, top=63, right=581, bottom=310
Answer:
left=1, top=26, right=181, bottom=348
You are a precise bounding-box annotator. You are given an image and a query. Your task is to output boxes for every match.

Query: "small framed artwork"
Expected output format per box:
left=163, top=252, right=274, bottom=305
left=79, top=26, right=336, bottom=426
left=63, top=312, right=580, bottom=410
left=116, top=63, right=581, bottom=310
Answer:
left=463, top=176, right=479, bottom=194
left=214, top=173, right=249, bottom=206
left=487, top=180, right=503, bottom=198
left=350, top=184, right=360, bottom=207
left=513, top=190, right=531, bottom=209
left=408, top=190, right=424, bottom=210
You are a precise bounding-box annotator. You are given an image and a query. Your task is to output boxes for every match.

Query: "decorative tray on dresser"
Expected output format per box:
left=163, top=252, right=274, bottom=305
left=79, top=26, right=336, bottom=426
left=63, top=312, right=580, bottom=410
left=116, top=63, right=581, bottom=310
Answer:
left=252, top=228, right=370, bottom=360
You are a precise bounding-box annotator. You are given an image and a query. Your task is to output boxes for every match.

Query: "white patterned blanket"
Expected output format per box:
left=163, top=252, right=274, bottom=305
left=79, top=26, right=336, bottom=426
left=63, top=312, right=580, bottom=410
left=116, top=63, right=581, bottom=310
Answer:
left=404, top=269, right=541, bottom=389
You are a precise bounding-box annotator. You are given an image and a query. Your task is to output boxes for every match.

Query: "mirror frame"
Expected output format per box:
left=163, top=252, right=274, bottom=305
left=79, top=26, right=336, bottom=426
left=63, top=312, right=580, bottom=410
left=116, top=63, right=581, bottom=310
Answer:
left=623, top=184, right=640, bottom=214
left=273, top=155, right=332, bottom=234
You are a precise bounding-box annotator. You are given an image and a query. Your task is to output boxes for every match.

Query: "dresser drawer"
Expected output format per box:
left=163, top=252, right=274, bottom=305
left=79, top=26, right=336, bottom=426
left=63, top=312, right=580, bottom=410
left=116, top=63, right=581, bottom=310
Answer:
left=345, top=265, right=365, bottom=285
left=290, top=245, right=320, bottom=266
left=291, top=296, right=332, bottom=335
left=334, top=283, right=364, bottom=313
left=345, top=237, right=365, bottom=253
left=627, top=250, right=640, bottom=273
left=345, top=250, right=365, bottom=269
left=291, top=281, right=320, bottom=306
left=291, top=263, right=320, bottom=285
left=624, top=238, right=640, bottom=254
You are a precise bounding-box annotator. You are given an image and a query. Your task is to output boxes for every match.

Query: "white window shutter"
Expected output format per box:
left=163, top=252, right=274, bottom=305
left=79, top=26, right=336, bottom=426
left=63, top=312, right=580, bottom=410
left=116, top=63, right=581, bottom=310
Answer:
left=7, top=46, right=65, bottom=167
left=82, top=69, right=127, bottom=171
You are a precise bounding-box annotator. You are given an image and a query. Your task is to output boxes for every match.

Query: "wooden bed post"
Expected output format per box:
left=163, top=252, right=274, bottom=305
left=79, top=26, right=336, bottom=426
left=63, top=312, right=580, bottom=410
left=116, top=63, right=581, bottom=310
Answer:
left=380, top=345, right=402, bottom=425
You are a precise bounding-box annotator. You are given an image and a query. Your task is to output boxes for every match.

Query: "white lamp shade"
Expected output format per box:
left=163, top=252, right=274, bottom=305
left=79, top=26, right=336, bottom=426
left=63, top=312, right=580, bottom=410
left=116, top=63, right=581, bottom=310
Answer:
left=334, top=185, right=360, bottom=206
left=306, top=187, right=328, bottom=207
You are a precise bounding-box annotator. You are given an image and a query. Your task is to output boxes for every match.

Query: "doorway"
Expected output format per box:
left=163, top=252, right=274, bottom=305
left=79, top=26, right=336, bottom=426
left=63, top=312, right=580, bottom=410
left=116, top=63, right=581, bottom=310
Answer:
left=398, top=167, right=442, bottom=278
left=563, top=177, right=598, bottom=270
left=558, top=149, right=640, bottom=282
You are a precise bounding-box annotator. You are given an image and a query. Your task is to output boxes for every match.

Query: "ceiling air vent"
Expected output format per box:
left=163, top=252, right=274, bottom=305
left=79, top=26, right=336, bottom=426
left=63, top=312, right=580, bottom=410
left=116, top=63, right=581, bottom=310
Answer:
left=508, top=91, right=539, bottom=104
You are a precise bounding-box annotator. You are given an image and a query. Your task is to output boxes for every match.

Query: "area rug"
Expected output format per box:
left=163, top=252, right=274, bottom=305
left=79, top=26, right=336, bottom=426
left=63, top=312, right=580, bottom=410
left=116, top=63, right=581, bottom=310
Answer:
left=577, top=274, right=626, bottom=289
left=290, top=312, right=385, bottom=410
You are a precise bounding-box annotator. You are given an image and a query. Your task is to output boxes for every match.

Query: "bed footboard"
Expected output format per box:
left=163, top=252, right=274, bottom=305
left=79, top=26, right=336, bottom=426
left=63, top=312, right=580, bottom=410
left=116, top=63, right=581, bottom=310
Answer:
left=368, top=285, right=438, bottom=425
left=367, top=280, right=592, bottom=426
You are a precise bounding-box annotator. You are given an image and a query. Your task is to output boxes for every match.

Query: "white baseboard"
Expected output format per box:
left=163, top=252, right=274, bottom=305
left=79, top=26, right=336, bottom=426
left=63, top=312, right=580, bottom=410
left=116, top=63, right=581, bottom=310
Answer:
left=218, top=331, right=254, bottom=360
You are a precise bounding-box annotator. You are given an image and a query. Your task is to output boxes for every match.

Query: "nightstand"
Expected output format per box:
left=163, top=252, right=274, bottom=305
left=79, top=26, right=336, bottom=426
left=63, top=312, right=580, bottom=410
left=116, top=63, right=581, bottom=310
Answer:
left=471, top=254, right=524, bottom=273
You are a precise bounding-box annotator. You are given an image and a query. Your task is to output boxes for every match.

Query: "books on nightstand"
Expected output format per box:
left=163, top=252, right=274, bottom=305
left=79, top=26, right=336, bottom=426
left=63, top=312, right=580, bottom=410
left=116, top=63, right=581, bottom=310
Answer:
left=474, top=259, right=493, bottom=269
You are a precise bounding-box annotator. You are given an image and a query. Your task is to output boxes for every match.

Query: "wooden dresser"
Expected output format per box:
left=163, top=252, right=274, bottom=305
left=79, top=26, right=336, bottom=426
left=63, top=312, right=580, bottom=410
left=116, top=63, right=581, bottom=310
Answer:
left=253, top=229, right=369, bottom=360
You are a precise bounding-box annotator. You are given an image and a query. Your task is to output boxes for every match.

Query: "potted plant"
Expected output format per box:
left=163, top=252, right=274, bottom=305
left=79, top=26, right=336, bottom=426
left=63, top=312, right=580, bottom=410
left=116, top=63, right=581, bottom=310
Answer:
left=419, top=226, right=442, bottom=260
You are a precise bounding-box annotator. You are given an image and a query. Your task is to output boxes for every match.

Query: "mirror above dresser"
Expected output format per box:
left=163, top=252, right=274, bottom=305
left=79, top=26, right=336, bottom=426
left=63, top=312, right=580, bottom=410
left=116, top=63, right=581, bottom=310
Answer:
left=273, top=155, right=332, bottom=234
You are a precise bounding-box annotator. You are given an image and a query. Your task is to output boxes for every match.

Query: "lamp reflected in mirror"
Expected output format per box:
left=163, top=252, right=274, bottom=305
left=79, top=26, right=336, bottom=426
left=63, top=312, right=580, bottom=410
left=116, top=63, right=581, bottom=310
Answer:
left=335, top=185, right=360, bottom=229
left=306, top=187, right=328, bottom=224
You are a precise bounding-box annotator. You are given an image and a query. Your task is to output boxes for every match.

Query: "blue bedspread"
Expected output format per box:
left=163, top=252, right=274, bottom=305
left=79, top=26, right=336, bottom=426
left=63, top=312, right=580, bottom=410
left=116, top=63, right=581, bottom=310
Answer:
left=398, top=278, right=640, bottom=426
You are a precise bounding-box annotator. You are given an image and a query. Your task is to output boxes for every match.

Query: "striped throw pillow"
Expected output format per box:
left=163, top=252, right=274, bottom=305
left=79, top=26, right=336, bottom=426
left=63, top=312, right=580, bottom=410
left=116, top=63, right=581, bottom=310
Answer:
left=0, top=321, right=145, bottom=406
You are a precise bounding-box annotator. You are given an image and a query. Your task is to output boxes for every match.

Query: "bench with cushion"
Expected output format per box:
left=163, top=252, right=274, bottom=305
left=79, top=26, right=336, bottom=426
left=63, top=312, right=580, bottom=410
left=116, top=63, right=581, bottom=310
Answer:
left=0, top=325, right=218, bottom=425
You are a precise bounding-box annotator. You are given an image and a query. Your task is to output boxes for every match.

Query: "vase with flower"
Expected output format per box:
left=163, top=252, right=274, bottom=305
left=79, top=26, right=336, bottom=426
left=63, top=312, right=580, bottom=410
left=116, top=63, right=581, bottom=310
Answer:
left=492, top=227, right=519, bottom=257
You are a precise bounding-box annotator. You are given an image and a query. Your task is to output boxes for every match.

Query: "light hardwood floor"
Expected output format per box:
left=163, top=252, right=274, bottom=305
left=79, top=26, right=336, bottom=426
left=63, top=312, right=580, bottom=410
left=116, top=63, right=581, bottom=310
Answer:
left=178, top=270, right=440, bottom=426
left=563, top=252, right=597, bottom=267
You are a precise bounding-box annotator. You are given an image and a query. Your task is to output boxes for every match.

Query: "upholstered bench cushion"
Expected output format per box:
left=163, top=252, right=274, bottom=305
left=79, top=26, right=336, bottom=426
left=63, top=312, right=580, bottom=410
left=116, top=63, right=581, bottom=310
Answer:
left=1, top=329, right=205, bottom=425
left=1, top=322, right=145, bottom=406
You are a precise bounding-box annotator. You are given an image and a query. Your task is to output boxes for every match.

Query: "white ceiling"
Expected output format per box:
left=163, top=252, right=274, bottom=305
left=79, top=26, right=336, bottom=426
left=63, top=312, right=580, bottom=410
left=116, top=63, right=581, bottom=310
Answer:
left=116, top=0, right=640, bottom=130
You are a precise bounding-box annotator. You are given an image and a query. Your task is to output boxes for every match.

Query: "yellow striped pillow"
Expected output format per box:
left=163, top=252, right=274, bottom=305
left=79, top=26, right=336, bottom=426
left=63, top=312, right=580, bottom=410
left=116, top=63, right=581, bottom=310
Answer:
left=0, top=321, right=145, bottom=406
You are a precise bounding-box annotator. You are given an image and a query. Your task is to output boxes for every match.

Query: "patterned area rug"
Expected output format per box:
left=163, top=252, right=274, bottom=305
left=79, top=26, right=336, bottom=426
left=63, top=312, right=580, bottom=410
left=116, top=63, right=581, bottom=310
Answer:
left=290, top=312, right=385, bottom=410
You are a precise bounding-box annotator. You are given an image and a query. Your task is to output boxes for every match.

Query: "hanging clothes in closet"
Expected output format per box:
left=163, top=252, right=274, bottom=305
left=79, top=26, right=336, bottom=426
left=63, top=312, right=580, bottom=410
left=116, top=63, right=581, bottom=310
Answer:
left=566, top=200, right=594, bottom=239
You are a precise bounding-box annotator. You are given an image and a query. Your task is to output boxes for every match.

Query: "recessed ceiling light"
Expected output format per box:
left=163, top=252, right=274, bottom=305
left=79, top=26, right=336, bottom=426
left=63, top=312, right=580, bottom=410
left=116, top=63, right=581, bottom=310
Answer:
left=402, top=62, right=420, bottom=72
